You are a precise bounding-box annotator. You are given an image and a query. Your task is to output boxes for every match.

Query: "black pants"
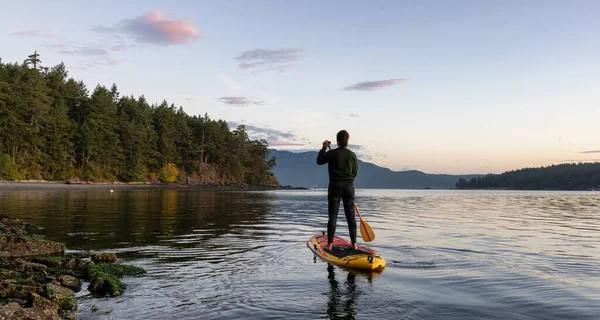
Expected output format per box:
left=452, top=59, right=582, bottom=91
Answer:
left=327, top=180, right=357, bottom=245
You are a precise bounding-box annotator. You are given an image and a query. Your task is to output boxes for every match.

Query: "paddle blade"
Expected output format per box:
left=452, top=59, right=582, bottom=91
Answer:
left=359, top=218, right=375, bottom=242
left=354, top=202, right=375, bottom=242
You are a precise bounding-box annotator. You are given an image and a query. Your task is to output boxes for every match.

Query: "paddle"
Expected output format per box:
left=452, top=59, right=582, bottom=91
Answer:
left=354, top=202, right=375, bottom=242
left=326, top=144, right=375, bottom=242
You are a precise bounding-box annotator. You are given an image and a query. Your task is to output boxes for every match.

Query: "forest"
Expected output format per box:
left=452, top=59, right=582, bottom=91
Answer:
left=0, top=52, right=278, bottom=185
left=455, top=162, right=600, bottom=190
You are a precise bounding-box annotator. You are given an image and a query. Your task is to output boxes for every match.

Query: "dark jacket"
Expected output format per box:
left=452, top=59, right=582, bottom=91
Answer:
left=317, top=147, right=358, bottom=181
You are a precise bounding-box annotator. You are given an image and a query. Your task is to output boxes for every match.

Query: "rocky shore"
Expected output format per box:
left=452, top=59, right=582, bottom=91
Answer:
left=0, top=181, right=308, bottom=191
left=0, top=215, right=146, bottom=319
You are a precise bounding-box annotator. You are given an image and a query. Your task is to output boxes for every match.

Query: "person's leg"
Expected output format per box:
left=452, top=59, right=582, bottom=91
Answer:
left=341, top=180, right=357, bottom=249
left=327, top=181, right=342, bottom=250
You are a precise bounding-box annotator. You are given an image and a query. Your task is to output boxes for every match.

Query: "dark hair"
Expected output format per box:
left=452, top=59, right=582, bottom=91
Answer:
left=336, top=130, right=349, bottom=148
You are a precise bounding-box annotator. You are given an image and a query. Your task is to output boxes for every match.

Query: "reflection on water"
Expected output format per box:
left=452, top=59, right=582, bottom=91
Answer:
left=326, top=264, right=357, bottom=320
left=0, top=190, right=275, bottom=251
left=0, top=188, right=599, bottom=319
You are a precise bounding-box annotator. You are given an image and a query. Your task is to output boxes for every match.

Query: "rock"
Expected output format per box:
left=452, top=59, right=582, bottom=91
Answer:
left=29, top=292, right=55, bottom=309
left=33, top=256, right=89, bottom=275
left=0, top=236, right=65, bottom=258
left=44, top=283, right=77, bottom=312
left=0, top=302, right=21, bottom=317
left=0, top=216, right=64, bottom=258
left=88, top=277, right=108, bottom=297
left=86, top=263, right=144, bottom=297
left=14, top=259, right=48, bottom=274
left=0, top=280, right=43, bottom=299
left=91, top=252, right=117, bottom=264
left=57, top=275, right=80, bottom=292
left=0, top=214, right=148, bottom=317
left=0, top=268, right=19, bottom=280
left=0, top=302, right=61, bottom=320
left=92, top=305, right=99, bottom=312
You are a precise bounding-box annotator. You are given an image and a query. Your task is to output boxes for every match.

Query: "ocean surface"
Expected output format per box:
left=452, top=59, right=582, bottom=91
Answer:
left=0, top=187, right=598, bottom=319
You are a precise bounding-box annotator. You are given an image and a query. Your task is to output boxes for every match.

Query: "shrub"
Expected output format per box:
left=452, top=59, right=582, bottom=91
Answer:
left=159, top=163, right=179, bottom=183
left=0, top=154, right=22, bottom=181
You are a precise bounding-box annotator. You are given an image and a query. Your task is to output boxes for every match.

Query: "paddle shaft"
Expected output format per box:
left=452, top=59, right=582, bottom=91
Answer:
left=353, top=202, right=364, bottom=220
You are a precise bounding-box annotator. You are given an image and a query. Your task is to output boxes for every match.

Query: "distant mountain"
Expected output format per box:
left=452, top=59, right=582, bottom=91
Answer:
left=268, top=149, right=481, bottom=189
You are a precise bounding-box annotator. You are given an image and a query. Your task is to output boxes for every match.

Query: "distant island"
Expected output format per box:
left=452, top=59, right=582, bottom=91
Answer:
left=0, top=52, right=278, bottom=187
left=455, top=162, right=600, bottom=190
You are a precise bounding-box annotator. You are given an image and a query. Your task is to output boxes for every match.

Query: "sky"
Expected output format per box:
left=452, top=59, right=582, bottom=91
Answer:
left=1, top=0, right=599, bottom=174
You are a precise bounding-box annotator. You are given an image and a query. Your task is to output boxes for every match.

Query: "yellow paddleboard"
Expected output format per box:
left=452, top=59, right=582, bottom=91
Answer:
left=307, top=233, right=386, bottom=272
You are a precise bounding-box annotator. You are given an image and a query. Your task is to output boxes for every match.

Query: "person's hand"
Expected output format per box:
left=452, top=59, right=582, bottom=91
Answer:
left=322, top=140, right=331, bottom=149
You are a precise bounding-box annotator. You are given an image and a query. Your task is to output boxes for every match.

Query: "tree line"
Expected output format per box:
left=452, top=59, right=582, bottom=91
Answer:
left=0, top=52, right=277, bottom=184
left=455, top=162, right=600, bottom=190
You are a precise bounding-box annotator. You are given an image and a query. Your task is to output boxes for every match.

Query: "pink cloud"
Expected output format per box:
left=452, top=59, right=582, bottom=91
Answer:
left=107, top=10, right=201, bottom=45
left=57, top=50, right=77, bottom=56
left=344, top=78, right=406, bottom=91
left=10, top=28, right=55, bottom=38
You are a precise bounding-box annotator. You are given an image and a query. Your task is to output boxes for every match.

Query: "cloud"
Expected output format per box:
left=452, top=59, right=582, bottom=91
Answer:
left=10, top=28, right=55, bottom=38
left=218, top=97, right=265, bottom=106
left=52, top=44, right=117, bottom=68
left=274, top=148, right=319, bottom=153
left=58, top=46, right=110, bottom=57
left=580, top=150, right=600, bottom=154
left=344, top=78, right=406, bottom=91
left=42, top=43, right=69, bottom=50
left=565, top=159, right=600, bottom=162
left=228, top=122, right=295, bottom=140
left=227, top=121, right=304, bottom=147
left=269, top=140, right=304, bottom=146
left=235, top=48, right=302, bottom=72
left=75, top=59, right=119, bottom=70
left=96, top=10, right=201, bottom=45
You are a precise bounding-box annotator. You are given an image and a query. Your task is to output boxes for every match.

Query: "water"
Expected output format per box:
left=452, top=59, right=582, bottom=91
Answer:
left=0, top=188, right=599, bottom=319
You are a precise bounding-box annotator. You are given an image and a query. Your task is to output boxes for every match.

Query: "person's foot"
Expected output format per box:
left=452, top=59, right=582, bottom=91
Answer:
left=327, top=243, right=333, bottom=251
left=352, top=243, right=358, bottom=250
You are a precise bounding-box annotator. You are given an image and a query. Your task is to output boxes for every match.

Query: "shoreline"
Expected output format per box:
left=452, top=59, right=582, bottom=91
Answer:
left=0, top=215, right=146, bottom=318
left=0, top=181, right=309, bottom=191
left=2, top=181, right=596, bottom=192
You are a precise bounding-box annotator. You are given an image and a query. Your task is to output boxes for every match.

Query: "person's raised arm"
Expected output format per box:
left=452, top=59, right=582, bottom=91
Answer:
left=317, top=140, right=331, bottom=165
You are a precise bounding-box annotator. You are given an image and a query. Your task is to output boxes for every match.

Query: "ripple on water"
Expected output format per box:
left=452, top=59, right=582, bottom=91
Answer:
left=1, top=189, right=599, bottom=319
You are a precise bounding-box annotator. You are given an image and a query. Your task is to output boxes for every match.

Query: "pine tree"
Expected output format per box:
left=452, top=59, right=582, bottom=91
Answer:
left=0, top=53, right=279, bottom=184
left=24, top=50, right=42, bottom=70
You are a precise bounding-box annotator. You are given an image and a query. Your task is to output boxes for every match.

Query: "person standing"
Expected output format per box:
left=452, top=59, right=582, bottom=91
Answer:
left=316, top=130, right=359, bottom=250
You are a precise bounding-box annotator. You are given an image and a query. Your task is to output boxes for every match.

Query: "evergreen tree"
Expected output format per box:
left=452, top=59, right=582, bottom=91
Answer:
left=24, top=50, right=42, bottom=70
left=43, top=62, right=75, bottom=179
left=0, top=53, right=278, bottom=184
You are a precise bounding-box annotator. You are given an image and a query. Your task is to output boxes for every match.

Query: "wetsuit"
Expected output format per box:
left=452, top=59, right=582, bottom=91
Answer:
left=316, top=146, right=358, bottom=246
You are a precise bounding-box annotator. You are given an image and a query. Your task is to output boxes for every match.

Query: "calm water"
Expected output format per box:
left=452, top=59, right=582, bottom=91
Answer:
left=0, top=188, right=599, bottom=320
